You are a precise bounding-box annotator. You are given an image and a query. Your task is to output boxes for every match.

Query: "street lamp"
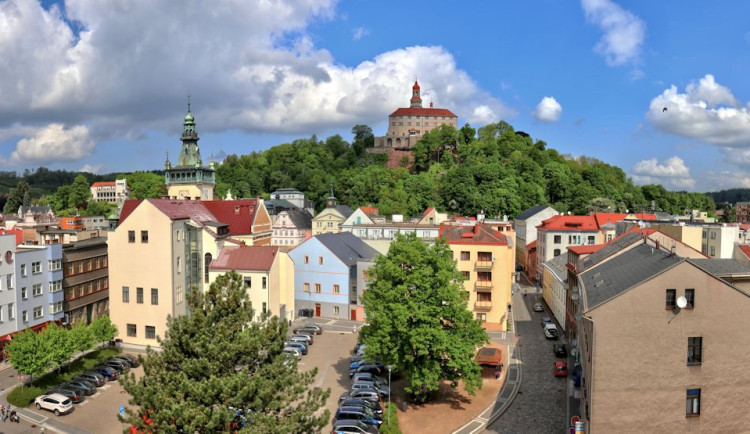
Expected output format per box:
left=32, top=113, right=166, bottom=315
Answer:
left=387, top=365, right=392, bottom=422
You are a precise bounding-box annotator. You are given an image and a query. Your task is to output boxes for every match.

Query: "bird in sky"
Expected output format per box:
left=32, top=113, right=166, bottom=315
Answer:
left=663, top=107, right=668, bottom=112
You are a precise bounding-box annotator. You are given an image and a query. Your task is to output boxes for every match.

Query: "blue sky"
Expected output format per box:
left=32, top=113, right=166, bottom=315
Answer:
left=1, top=0, right=750, bottom=192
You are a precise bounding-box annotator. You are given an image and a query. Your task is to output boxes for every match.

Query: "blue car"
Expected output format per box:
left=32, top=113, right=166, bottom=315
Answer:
left=91, top=365, right=118, bottom=380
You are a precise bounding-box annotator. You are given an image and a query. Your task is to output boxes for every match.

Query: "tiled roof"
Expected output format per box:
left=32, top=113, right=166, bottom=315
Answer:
left=389, top=107, right=457, bottom=117
left=91, top=182, right=115, bottom=188
left=544, top=254, right=568, bottom=282
left=149, top=199, right=216, bottom=223
left=581, top=231, right=644, bottom=270
left=689, top=258, right=750, bottom=276
left=285, top=209, right=313, bottom=230
left=335, top=205, right=354, bottom=219
left=538, top=215, right=598, bottom=231
left=592, top=212, right=657, bottom=229
left=527, top=240, right=537, bottom=249
left=422, top=207, right=435, bottom=217
left=316, top=232, right=379, bottom=266
left=209, top=245, right=279, bottom=271
left=740, top=245, right=750, bottom=259
left=202, top=199, right=259, bottom=236
left=118, top=200, right=143, bottom=225
left=515, top=205, right=553, bottom=221
left=439, top=223, right=508, bottom=245
left=568, top=244, right=603, bottom=255
left=359, top=206, right=379, bottom=216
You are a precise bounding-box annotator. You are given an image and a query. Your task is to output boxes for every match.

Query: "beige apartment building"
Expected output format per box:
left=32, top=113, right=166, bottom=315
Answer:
left=440, top=223, right=514, bottom=329
left=577, top=244, right=750, bottom=432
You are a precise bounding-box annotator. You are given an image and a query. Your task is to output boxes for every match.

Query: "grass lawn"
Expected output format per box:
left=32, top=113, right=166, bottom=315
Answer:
left=7, top=347, right=122, bottom=407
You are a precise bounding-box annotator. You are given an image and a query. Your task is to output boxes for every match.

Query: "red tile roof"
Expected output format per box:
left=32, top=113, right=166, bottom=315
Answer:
left=118, top=200, right=143, bottom=225
left=202, top=199, right=259, bottom=236
left=439, top=223, right=508, bottom=245
left=359, top=206, right=379, bottom=216
left=527, top=240, right=537, bottom=248
left=0, top=228, right=23, bottom=245
left=209, top=245, right=279, bottom=271
left=91, top=182, right=115, bottom=188
left=389, top=107, right=457, bottom=118
left=568, top=244, right=603, bottom=255
left=422, top=207, right=435, bottom=217
left=537, top=215, right=598, bottom=231
left=740, top=224, right=750, bottom=231
left=740, top=245, right=750, bottom=259
left=592, top=212, right=657, bottom=228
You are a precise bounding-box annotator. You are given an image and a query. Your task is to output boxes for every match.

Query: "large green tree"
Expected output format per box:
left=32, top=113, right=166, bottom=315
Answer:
left=43, top=323, right=75, bottom=372
left=3, top=180, right=30, bottom=214
left=6, top=329, right=50, bottom=382
left=120, top=172, right=166, bottom=199
left=89, top=315, right=118, bottom=347
left=361, top=233, right=488, bottom=403
left=121, top=272, right=329, bottom=433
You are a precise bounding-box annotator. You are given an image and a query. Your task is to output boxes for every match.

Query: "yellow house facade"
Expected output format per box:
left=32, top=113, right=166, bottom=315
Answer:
left=311, top=193, right=353, bottom=236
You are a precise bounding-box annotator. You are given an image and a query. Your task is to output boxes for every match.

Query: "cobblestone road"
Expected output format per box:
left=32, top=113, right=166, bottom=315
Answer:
left=485, top=286, right=567, bottom=434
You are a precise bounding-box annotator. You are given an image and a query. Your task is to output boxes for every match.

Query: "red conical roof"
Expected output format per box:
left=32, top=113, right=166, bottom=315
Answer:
left=412, top=80, right=420, bottom=90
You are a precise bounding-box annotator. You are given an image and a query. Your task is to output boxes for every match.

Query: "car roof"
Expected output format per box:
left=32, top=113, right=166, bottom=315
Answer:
left=555, top=361, right=567, bottom=366
left=333, top=418, right=367, bottom=427
left=43, top=393, right=69, bottom=401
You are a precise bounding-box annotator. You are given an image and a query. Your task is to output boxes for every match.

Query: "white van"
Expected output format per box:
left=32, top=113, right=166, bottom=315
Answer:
left=544, top=323, right=559, bottom=340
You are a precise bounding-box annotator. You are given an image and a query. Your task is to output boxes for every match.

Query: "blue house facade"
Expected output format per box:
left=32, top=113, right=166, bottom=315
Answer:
left=15, top=244, right=64, bottom=331
left=290, top=232, right=378, bottom=321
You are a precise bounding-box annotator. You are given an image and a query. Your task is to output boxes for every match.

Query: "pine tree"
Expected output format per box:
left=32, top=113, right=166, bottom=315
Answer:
left=121, top=271, right=329, bottom=433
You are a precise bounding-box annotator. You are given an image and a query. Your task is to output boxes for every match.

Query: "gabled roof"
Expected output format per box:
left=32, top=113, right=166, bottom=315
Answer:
left=316, top=232, right=379, bottom=266
left=689, top=259, right=750, bottom=277
left=202, top=199, right=260, bottom=236
left=515, top=205, right=554, bottom=221
left=389, top=107, right=457, bottom=117
left=592, top=212, right=657, bottom=229
left=149, top=199, right=216, bottom=223
left=527, top=240, right=537, bottom=249
left=284, top=209, right=313, bottom=230
left=335, top=205, right=354, bottom=219
left=544, top=254, right=568, bottom=282
left=359, top=206, right=379, bottom=216
left=537, top=215, right=598, bottom=232
left=118, top=200, right=143, bottom=225
left=581, top=231, right=644, bottom=270
left=209, top=245, right=279, bottom=272
left=422, top=207, right=435, bottom=217
left=568, top=244, right=602, bottom=255
left=582, top=244, right=682, bottom=310
left=439, top=223, right=508, bottom=245
left=264, top=199, right=296, bottom=213
left=739, top=245, right=750, bottom=260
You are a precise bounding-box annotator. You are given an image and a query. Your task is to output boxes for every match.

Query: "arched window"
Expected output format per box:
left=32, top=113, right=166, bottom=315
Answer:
left=204, top=253, right=212, bottom=283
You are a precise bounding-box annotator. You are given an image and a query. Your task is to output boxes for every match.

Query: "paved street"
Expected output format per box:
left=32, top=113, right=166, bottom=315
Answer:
left=485, top=283, right=567, bottom=434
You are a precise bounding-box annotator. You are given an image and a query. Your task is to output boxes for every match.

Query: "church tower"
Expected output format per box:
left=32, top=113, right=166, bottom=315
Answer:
left=164, top=99, right=216, bottom=200
left=410, top=80, right=423, bottom=108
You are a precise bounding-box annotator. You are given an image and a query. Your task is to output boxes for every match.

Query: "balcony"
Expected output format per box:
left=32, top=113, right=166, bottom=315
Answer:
left=474, top=280, right=493, bottom=290
left=475, top=260, right=494, bottom=270
left=474, top=300, right=493, bottom=310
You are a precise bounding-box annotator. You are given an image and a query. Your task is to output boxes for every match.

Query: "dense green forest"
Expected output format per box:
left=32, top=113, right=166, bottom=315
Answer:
left=3, top=121, right=716, bottom=218
left=706, top=188, right=750, bottom=205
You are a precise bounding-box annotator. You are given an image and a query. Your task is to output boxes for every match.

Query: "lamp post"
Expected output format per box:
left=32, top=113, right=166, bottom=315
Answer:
left=387, top=365, right=392, bottom=422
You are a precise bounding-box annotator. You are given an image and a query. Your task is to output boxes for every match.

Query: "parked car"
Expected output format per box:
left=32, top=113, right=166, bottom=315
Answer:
left=349, top=359, right=382, bottom=370
left=351, top=372, right=387, bottom=387
left=76, top=372, right=105, bottom=387
left=283, top=347, right=302, bottom=358
left=541, top=316, right=552, bottom=327
left=339, top=398, right=383, bottom=416
left=292, top=333, right=314, bottom=345
left=56, top=382, right=89, bottom=398
left=533, top=302, right=544, bottom=312
left=114, top=354, right=140, bottom=367
left=104, top=358, right=131, bottom=372
left=331, top=419, right=380, bottom=434
left=350, top=364, right=385, bottom=378
left=35, top=393, right=73, bottom=416
left=352, top=343, right=366, bottom=356
left=62, top=380, right=97, bottom=396
left=333, top=406, right=383, bottom=426
left=285, top=341, right=308, bottom=355
left=338, top=389, right=381, bottom=405
left=352, top=380, right=390, bottom=399
left=289, top=335, right=313, bottom=346
left=46, top=387, right=85, bottom=404
left=91, top=365, right=119, bottom=380
left=293, top=323, right=323, bottom=335
left=544, top=323, right=559, bottom=340
left=554, top=344, right=567, bottom=358
left=554, top=361, right=568, bottom=377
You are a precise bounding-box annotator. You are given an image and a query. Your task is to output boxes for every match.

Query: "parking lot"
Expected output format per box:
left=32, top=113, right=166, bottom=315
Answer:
left=293, top=317, right=361, bottom=432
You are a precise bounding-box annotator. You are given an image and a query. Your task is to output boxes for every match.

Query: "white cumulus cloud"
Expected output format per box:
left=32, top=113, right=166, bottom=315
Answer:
left=581, top=0, right=645, bottom=67
left=631, top=156, right=695, bottom=189
left=647, top=74, right=750, bottom=148
left=7, top=124, right=94, bottom=165
left=532, top=97, right=562, bottom=122
left=353, top=27, right=370, bottom=40
left=79, top=163, right=104, bottom=174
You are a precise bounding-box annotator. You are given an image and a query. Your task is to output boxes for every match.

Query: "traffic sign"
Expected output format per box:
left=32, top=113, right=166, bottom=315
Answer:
left=119, top=405, right=125, bottom=417
left=571, top=415, right=580, bottom=426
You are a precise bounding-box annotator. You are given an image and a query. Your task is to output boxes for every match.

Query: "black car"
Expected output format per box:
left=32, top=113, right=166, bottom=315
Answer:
left=76, top=372, right=105, bottom=387
left=350, top=364, right=385, bottom=378
left=554, top=344, right=567, bottom=358
left=62, top=380, right=96, bottom=396
left=339, top=398, right=383, bottom=416
left=113, top=354, right=140, bottom=367
left=46, top=387, right=85, bottom=404
left=91, top=365, right=119, bottom=380
left=104, top=358, right=131, bottom=373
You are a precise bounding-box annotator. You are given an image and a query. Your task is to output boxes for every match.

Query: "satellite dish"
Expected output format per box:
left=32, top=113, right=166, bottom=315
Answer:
left=676, top=296, right=688, bottom=309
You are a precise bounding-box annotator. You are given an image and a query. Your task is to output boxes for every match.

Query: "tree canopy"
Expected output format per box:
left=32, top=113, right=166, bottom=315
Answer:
left=360, top=233, right=489, bottom=403
left=121, top=271, right=329, bottom=433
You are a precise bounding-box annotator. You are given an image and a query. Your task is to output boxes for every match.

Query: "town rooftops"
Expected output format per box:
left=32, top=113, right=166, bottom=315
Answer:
left=581, top=231, right=644, bottom=271
left=316, top=232, right=379, bottom=266
left=439, top=223, right=508, bottom=245
left=592, top=212, right=657, bottom=228
left=537, top=215, right=598, bottom=232
left=359, top=206, right=379, bottom=216
left=544, top=254, right=568, bottom=282
left=568, top=244, right=602, bottom=255
left=582, top=243, right=682, bottom=310
left=389, top=107, right=457, bottom=118
left=515, top=205, right=554, bottom=221
left=196, top=199, right=261, bottom=236
left=91, top=182, right=116, bottom=188
left=284, top=209, right=313, bottom=229
left=689, top=259, right=750, bottom=277
left=209, top=245, right=279, bottom=272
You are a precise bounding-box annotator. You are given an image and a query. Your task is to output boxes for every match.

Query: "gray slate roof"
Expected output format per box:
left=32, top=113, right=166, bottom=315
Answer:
left=264, top=199, right=297, bottom=214
left=581, top=231, right=643, bottom=271
left=689, top=259, right=750, bottom=276
left=582, top=243, right=681, bottom=310
left=317, top=232, right=379, bottom=266
left=335, top=205, right=354, bottom=219
left=286, top=209, right=313, bottom=230
left=515, top=205, right=553, bottom=221
left=544, top=254, right=568, bottom=282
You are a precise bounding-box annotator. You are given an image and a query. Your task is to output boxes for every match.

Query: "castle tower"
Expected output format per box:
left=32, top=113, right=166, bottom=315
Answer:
left=410, top=80, right=423, bottom=108
left=164, top=99, right=216, bottom=200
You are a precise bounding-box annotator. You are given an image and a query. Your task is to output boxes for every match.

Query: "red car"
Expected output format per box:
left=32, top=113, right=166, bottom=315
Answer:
left=554, top=361, right=568, bottom=377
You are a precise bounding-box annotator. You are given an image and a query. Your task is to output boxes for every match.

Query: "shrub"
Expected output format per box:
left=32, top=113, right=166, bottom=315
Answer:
left=379, top=402, right=402, bottom=434
left=7, top=347, right=122, bottom=407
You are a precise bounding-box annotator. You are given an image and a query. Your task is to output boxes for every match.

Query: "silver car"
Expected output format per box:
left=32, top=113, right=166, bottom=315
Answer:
left=35, top=393, right=73, bottom=416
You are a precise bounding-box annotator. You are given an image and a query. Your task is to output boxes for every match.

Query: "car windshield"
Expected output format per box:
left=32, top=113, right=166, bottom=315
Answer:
left=556, top=365, right=565, bottom=371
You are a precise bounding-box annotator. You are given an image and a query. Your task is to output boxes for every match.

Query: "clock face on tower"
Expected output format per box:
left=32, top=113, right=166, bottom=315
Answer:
left=327, top=200, right=333, bottom=206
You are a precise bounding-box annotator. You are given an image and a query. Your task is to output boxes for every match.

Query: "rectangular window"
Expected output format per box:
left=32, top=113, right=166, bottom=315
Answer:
left=688, top=337, right=702, bottom=365
left=262, top=277, right=267, bottom=289
left=461, top=271, right=470, bottom=280
left=31, top=262, right=41, bottom=274
left=6, top=274, right=11, bottom=290
left=685, top=288, right=695, bottom=308
left=304, top=256, right=309, bottom=264
left=262, top=302, right=267, bottom=314
left=244, top=277, right=251, bottom=288
left=315, top=283, right=321, bottom=293
left=177, top=256, right=181, bottom=273
left=666, top=289, right=676, bottom=309
left=127, top=324, right=136, bottom=337
left=318, top=256, right=324, bottom=265
left=128, top=231, right=135, bottom=243
left=50, top=302, right=62, bottom=314
left=176, top=285, right=183, bottom=304
left=710, top=246, right=715, bottom=256
left=22, top=310, right=27, bottom=323
left=48, top=259, right=62, bottom=271
left=21, top=287, right=27, bottom=300
left=141, top=231, right=149, bottom=243
left=334, top=306, right=339, bottom=315
left=686, top=389, right=700, bottom=416
left=32, top=284, right=42, bottom=297
left=460, top=251, right=470, bottom=261
left=33, top=306, right=42, bottom=319
left=49, top=280, right=62, bottom=293
left=151, top=288, right=158, bottom=305
left=8, top=303, right=14, bottom=320
left=303, top=283, right=310, bottom=293
left=20, top=264, right=26, bottom=277
left=122, top=286, right=130, bottom=303
left=587, top=236, right=596, bottom=244
left=554, top=235, right=562, bottom=244
left=136, top=287, right=143, bottom=304
left=333, top=284, right=340, bottom=294
left=145, top=326, right=156, bottom=339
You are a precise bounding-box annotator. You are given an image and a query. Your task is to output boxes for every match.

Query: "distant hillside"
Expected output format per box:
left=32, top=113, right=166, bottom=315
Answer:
left=706, top=188, right=750, bottom=205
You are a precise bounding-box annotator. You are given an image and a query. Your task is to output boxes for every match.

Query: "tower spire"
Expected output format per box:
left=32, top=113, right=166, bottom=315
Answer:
left=187, top=94, right=191, bottom=113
